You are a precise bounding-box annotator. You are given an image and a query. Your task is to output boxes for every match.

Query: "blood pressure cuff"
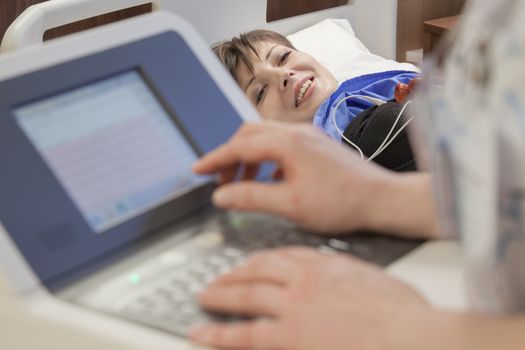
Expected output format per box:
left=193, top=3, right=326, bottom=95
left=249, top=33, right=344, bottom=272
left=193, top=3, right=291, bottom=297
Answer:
left=342, top=102, right=417, bottom=172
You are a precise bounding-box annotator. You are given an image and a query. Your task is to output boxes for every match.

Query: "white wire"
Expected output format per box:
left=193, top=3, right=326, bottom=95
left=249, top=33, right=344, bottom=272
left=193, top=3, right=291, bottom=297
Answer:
left=331, top=95, right=366, bottom=159
left=331, top=95, right=413, bottom=162
left=367, top=100, right=410, bottom=159
left=368, top=100, right=412, bottom=161
left=369, top=114, right=414, bottom=161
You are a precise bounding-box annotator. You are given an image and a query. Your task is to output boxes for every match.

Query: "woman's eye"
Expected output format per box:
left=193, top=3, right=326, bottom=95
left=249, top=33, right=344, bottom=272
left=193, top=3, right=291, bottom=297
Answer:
left=279, top=51, right=291, bottom=65
left=256, top=85, right=267, bottom=105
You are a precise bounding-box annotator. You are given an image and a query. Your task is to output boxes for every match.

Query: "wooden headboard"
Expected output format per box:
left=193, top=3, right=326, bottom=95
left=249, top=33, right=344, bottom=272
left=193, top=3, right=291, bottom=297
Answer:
left=267, top=0, right=349, bottom=22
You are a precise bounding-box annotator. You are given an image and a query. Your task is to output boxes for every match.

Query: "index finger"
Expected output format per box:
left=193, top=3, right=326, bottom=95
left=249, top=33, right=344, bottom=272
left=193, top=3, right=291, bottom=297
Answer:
left=192, top=132, right=285, bottom=175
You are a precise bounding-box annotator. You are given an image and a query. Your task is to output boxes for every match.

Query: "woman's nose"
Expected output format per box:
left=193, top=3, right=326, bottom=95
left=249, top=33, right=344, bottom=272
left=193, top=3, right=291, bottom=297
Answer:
left=281, top=70, right=295, bottom=90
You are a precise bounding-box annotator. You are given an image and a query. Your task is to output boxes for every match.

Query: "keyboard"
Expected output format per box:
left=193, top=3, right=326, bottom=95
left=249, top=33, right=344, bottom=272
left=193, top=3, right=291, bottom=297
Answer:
left=116, top=212, right=350, bottom=335
left=109, top=212, right=421, bottom=336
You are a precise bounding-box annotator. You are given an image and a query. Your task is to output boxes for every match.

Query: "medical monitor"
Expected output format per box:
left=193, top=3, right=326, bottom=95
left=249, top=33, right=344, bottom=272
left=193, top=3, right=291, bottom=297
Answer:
left=0, top=31, right=244, bottom=290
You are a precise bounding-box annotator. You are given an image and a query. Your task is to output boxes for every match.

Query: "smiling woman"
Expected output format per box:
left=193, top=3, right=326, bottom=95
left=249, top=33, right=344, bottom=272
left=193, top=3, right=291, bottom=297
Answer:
left=213, top=30, right=338, bottom=123
left=213, top=29, right=420, bottom=172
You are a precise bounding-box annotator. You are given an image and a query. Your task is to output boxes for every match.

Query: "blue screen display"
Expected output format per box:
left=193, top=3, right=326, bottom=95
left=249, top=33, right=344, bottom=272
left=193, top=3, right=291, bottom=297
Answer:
left=15, top=71, right=207, bottom=233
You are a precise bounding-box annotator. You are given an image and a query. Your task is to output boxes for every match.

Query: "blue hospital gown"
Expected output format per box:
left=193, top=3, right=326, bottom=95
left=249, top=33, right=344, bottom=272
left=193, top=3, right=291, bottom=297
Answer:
left=313, top=70, right=419, bottom=141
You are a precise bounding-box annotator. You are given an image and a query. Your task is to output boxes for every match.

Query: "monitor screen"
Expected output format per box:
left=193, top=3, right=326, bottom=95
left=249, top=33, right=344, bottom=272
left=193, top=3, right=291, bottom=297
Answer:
left=14, top=70, right=207, bottom=233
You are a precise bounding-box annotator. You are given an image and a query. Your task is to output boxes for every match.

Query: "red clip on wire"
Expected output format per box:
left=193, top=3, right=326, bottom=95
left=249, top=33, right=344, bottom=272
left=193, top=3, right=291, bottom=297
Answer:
left=394, top=78, right=421, bottom=103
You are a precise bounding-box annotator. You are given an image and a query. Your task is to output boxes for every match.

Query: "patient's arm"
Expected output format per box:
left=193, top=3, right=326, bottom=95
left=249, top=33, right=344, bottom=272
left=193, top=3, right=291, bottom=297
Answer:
left=193, top=121, right=439, bottom=239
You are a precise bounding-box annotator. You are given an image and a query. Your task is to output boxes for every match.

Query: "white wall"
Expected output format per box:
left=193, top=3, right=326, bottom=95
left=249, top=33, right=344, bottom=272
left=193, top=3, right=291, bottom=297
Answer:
left=159, top=0, right=397, bottom=59
left=353, top=0, right=398, bottom=59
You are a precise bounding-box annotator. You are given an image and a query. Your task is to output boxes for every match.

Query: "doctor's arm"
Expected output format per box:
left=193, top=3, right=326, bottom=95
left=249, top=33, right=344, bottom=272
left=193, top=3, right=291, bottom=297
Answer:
left=193, top=121, right=439, bottom=239
left=189, top=246, right=525, bottom=350
left=191, top=122, right=525, bottom=350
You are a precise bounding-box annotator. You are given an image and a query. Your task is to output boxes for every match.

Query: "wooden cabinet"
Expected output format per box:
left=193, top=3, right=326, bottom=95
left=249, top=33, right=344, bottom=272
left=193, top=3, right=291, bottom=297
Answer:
left=423, top=15, right=459, bottom=53
left=396, top=0, right=465, bottom=61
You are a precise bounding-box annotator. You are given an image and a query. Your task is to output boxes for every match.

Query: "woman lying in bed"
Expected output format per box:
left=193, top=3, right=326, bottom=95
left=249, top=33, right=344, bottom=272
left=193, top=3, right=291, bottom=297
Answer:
left=213, top=30, right=420, bottom=172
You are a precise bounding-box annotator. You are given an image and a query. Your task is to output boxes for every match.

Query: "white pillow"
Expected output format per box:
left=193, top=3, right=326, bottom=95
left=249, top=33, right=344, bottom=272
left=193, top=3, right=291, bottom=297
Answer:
left=286, top=19, right=419, bottom=84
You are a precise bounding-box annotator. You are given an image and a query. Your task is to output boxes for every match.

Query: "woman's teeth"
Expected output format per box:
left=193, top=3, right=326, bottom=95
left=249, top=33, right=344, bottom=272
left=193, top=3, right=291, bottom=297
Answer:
left=296, top=79, right=313, bottom=106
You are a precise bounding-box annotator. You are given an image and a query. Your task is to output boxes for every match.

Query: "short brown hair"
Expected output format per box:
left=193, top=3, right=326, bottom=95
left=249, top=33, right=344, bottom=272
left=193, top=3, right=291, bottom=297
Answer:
left=212, top=30, right=295, bottom=83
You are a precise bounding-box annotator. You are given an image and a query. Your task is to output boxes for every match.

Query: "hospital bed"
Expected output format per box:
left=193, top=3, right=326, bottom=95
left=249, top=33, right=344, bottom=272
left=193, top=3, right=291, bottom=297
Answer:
left=0, top=1, right=466, bottom=349
left=1, top=0, right=398, bottom=59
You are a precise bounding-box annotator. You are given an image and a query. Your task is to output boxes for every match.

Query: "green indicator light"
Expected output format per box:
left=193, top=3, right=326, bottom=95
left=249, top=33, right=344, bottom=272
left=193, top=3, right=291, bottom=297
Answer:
left=231, top=216, right=247, bottom=229
left=128, top=273, right=141, bottom=285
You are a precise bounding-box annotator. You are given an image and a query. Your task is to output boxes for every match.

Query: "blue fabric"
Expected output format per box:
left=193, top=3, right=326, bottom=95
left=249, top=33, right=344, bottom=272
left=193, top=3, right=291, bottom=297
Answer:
left=313, top=70, right=419, bottom=141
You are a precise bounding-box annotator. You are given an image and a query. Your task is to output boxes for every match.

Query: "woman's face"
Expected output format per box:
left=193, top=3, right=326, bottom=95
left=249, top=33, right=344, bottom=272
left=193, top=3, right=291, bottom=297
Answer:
left=236, top=41, right=338, bottom=122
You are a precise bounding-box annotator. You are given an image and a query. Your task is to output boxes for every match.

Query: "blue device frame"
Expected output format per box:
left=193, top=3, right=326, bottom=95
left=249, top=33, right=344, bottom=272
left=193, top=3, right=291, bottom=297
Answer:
left=0, top=31, right=242, bottom=290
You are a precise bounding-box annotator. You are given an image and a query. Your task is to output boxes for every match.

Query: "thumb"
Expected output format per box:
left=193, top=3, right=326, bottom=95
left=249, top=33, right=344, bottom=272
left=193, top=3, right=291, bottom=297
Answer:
left=212, top=182, right=291, bottom=216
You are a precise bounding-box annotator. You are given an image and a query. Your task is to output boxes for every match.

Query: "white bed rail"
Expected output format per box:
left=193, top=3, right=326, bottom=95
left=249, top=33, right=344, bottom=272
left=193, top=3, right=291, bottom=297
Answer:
left=0, top=0, right=160, bottom=53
